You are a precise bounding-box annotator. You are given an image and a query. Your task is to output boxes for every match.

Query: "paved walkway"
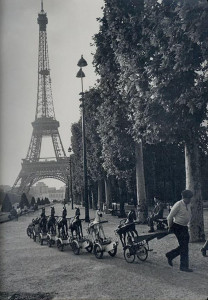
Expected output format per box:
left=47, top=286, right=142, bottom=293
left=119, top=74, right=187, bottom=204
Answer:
left=0, top=204, right=207, bottom=300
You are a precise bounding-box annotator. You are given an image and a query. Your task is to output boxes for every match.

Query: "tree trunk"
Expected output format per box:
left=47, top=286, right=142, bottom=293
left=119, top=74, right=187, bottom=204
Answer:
left=152, top=150, right=157, bottom=199
left=135, top=140, right=148, bottom=223
left=81, top=190, right=84, bottom=207
left=92, top=182, right=98, bottom=210
left=75, top=193, right=81, bottom=205
left=185, top=140, right=205, bottom=242
left=171, top=160, right=177, bottom=204
left=105, top=177, right=112, bottom=210
left=118, top=179, right=126, bottom=218
left=88, top=186, right=93, bottom=209
left=98, top=179, right=104, bottom=211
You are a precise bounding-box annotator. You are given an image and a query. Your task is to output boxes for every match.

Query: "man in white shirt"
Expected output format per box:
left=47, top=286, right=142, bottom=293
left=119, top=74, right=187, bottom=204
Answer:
left=165, top=189, right=193, bottom=272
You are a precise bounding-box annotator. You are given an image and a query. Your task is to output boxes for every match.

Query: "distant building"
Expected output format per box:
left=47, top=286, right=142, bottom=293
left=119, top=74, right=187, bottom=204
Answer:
left=49, top=186, right=65, bottom=201
left=30, top=182, right=65, bottom=201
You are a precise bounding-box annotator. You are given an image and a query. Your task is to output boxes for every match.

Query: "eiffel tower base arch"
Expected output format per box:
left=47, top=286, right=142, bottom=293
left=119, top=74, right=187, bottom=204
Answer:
left=12, top=159, right=69, bottom=195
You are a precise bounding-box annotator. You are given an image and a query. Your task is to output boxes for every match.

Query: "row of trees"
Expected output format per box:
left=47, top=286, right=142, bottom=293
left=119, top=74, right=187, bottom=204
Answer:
left=1, top=193, right=50, bottom=212
left=69, top=0, right=208, bottom=242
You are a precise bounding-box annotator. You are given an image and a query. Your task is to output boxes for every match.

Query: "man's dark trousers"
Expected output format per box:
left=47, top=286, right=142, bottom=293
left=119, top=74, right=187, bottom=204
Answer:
left=166, top=223, right=189, bottom=269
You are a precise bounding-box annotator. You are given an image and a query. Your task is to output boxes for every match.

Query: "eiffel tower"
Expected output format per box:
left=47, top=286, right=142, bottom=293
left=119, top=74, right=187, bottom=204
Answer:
left=12, top=1, right=68, bottom=195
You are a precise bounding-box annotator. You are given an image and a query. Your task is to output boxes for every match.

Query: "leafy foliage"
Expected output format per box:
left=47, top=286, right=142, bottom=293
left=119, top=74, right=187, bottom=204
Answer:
left=93, top=11, right=136, bottom=179
left=127, top=0, right=208, bottom=144
left=70, top=0, right=208, bottom=208
left=71, top=120, right=84, bottom=196
left=84, top=87, right=105, bottom=181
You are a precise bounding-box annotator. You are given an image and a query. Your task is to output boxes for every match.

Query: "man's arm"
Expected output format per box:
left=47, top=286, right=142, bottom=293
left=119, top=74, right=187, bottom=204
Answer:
left=167, top=202, right=180, bottom=228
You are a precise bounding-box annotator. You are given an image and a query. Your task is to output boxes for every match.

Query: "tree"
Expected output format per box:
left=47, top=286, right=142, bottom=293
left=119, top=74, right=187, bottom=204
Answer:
left=176, top=0, right=208, bottom=242
left=84, top=88, right=108, bottom=210
left=200, top=150, right=208, bottom=200
left=129, top=0, right=208, bottom=241
left=0, top=188, right=6, bottom=206
left=95, top=0, right=208, bottom=234
left=71, top=120, right=85, bottom=203
left=84, top=88, right=105, bottom=182
left=93, top=12, right=136, bottom=178
left=95, top=0, right=153, bottom=221
left=30, top=197, right=36, bottom=207
left=19, top=193, right=29, bottom=209
left=44, top=197, right=50, bottom=204
left=1, top=194, right=12, bottom=212
left=40, top=198, right=45, bottom=205
left=93, top=10, right=138, bottom=216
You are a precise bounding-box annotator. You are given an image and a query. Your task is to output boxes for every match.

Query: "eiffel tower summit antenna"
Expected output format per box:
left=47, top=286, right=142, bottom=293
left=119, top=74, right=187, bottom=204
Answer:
left=12, top=3, right=69, bottom=195
left=41, top=0, right=44, bottom=12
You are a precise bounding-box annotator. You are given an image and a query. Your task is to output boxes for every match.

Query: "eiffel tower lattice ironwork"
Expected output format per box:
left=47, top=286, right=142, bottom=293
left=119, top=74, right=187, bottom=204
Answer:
left=12, top=2, right=69, bottom=194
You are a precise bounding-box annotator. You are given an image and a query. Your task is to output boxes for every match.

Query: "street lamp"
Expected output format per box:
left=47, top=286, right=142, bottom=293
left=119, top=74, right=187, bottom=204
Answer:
left=65, top=166, right=70, bottom=205
left=76, top=55, right=89, bottom=222
left=67, top=173, right=70, bottom=205
left=68, top=147, right=74, bottom=210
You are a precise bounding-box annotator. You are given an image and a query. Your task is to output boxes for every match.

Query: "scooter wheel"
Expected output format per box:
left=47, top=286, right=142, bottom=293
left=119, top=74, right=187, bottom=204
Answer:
left=57, top=239, right=64, bottom=251
left=86, top=242, right=93, bottom=253
left=72, top=240, right=80, bottom=255
left=136, top=245, right=148, bottom=261
left=33, top=234, right=36, bottom=242
left=27, top=227, right=31, bottom=237
left=94, top=244, right=103, bottom=259
left=108, top=246, right=117, bottom=257
left=38, top=234, right=43, bottom=245
left=47, top=236, right=52, bottom=247
left=124, top=246, right=135, bottom=263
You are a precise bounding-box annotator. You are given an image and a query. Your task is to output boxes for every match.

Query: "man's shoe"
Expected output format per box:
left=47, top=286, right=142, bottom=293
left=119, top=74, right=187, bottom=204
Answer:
left=165, top=254, right=173, bottom=267
left=201, top=248, right=206, bottom=257
left=180, top=267, right=193, bottom=272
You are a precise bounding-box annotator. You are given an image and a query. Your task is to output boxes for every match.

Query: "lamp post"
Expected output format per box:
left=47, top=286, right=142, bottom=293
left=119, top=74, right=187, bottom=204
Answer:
left=67, top=174, right=70, bottom=205
left=68, top=147, right=74, bottom=210
left=76, top=55, right=89, bottom=222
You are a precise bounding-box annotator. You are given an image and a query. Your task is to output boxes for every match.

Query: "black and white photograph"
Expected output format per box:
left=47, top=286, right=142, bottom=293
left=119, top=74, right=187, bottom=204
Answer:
left=0, top=0, right=208, bottom=299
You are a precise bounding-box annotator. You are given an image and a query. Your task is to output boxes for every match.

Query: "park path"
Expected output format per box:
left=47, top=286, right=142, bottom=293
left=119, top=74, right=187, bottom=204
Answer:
left=0, top=204, right=207, bottom=300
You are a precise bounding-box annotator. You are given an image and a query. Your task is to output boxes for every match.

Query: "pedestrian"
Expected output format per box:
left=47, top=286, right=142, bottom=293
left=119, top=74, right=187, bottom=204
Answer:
left=41, top=207, right=45, bottom=218
left=201, top=240, right=208, bottom=257
left=147, top=196, right=164, bottom=232
left=39, top=207, right=47, bottom=233
left=16, top=205, right=22, bottom=216
left=165, top=189, right=193, bottom=272
left=63, top=204, right=67, bottom=218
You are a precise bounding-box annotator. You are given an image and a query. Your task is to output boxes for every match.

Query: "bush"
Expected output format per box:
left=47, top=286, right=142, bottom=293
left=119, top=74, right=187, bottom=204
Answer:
left=30, top=197, right=36, bottom=207
left=1, top=194, right=12, bottom=212
left=19, top=193, right=30, bottom=209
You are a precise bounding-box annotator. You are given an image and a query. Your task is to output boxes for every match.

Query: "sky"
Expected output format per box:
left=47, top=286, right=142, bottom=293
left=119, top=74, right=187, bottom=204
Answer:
left=0, top=0, right=104, bottom=189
